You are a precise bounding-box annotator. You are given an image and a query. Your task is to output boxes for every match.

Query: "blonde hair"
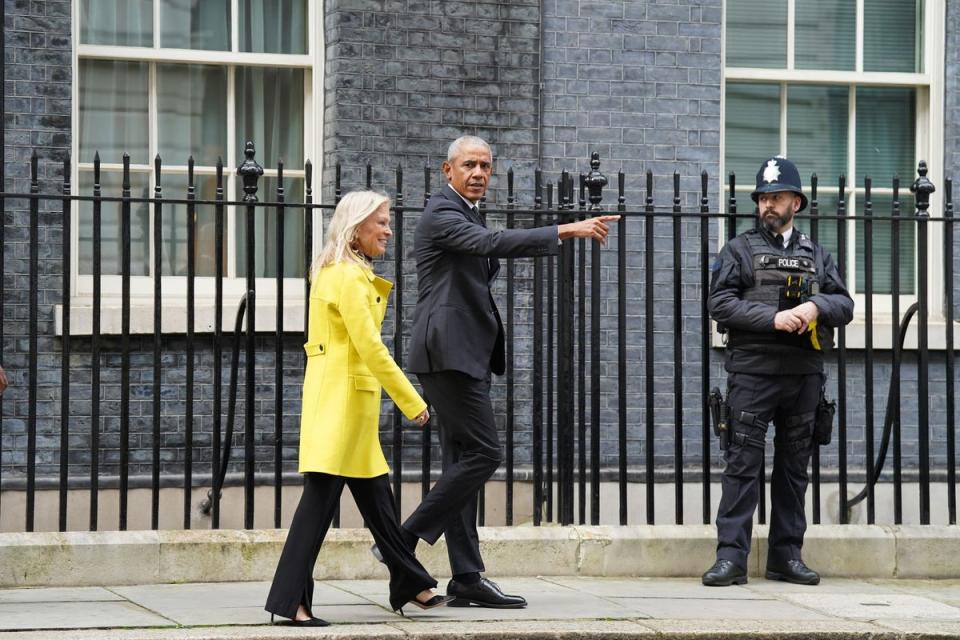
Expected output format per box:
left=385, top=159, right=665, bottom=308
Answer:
left=312, top=190, right=390, bottom=277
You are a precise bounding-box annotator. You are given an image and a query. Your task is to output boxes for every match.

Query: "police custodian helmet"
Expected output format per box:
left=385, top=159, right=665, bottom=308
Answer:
left=750, top=156, right=809, bottom=212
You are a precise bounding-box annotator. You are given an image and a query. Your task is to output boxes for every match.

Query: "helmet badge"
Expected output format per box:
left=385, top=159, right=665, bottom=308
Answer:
left=762, top=159, right=781, bottom=184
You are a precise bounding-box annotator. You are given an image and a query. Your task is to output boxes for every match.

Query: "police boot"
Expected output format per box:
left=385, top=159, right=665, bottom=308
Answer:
left=765, top=559, right=820, bottom=585
left=701, top=559, right=747, bottom=586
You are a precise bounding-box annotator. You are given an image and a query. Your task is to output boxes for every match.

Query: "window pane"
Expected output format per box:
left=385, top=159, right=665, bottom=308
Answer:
left=236, top=67, right=305, bottom=170
left=731, top=190, right=759, bottom=236
left=79, top=60, right=149, bottom=164
left=239, top=0, right=307, bottom=54
left=864, top=0, right=922, bottom=73
left=795, top=0, right=855, bottom=70
left=158, top=175, right=221, bottom=277
left=855, top=194, right=916, bottom=295
left=787, top=85, right=848, bottom=185
left=157, top=64, right=228, bottom=166
left=725, top=83, right=780, bottom=182
left=803, top=193, right=841, bottom=260
left=855, top=87, right=915, bottom=186
left=81, top=0, right=153, bottom=46
left=160, top=0, right=231, bottom=50
left=726, top=0, right=786, bottom=68
left=78, top=171, right=151, bottom=276
left=235, top=178, right=306, bottom=278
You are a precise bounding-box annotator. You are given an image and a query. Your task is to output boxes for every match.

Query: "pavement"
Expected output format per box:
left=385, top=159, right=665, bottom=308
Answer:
left=3, top=577, right=960, bottom=639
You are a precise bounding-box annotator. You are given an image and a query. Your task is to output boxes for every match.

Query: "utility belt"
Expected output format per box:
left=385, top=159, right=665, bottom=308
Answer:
left=708, top=386, right=836, bottom=450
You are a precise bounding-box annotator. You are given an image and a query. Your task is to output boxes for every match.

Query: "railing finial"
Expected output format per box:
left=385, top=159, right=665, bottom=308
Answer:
left=584, top=151, right=607, bottom=210
left=237, top=141, right=264, bottom=203
left=910, top=160, right=936, bottom=217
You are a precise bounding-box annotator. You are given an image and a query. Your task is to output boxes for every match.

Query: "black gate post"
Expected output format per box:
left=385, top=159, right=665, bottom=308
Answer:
left=238, top=142, right=263, bottom=529
left=584, top=153, right=606, bottom=525
left=558, top=172, right=576, bottom=525
left=911, top=161, right=935, bottom=524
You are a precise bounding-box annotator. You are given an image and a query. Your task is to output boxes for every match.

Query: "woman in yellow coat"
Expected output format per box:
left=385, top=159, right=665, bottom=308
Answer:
left=265, top=191, right=453, bottom=626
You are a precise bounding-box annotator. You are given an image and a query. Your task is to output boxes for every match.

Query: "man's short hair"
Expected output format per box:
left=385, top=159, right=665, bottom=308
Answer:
left=447, top=135, right=492, bottom=162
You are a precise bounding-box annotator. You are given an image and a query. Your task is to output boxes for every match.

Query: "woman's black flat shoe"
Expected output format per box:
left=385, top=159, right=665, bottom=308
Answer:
left=395, top=593, right=455, bottom=614
left=270, top=613, right=330, bottom=627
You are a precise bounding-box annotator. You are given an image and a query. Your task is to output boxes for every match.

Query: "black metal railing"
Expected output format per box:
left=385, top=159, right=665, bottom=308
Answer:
left=0, top=145, right=956, bottom=532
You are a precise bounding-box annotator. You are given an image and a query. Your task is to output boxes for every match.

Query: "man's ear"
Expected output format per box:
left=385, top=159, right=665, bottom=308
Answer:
left=441, top=160, right=451, bottom=178
left=793, top=195, right=802, bottom=213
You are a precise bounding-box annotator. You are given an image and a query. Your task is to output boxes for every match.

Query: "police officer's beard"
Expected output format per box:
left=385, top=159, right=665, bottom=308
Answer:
left=761, top=209, right=793, bottom=233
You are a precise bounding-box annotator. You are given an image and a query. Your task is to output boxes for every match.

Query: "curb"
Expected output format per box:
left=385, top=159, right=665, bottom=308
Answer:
left=1, top=524, right=958, bottom=587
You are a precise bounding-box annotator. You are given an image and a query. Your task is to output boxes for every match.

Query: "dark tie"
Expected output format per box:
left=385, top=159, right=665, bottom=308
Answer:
left=471, top=205, right=483, bottom=225
left=775, top=234, right=784, bottom=248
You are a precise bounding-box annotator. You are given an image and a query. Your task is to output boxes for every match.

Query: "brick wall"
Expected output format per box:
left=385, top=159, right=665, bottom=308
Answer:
left=2, top=0, right=73, bottom=478
left=538, top=0, right=725, bottom=468
left=323, top=0, right=543, bottom=203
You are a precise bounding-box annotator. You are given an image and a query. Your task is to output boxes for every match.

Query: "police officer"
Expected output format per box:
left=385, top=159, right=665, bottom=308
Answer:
left=702, top=156, right=853, bottom=587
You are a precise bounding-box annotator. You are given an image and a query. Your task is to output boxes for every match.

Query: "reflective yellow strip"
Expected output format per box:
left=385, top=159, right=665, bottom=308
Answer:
left=808, top=318, right=821, bottom=351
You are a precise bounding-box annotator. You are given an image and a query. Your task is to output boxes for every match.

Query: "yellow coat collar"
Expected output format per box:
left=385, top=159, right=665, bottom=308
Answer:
left=359, top=263, right=393, bottom=296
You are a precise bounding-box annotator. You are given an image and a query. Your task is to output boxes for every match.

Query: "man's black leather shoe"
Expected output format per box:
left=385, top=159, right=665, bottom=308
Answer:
left=766, top=559, right=820, bottom=585
left=446, top=577, right=527, bottom=608
left=701, top=559, right=748, bottom=586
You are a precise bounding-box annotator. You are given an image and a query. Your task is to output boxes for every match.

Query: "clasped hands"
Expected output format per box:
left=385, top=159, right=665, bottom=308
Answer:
left=774, top=301, right=819, bottom=335
left=413, top=408, right=430, bottom=427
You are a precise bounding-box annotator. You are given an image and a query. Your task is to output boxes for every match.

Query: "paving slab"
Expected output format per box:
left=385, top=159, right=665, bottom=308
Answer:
left=741, top=578, right=895, bottom=596
left=874, top=578, right=960, bottom=607
left=332, top=577, right=635, bottom=622
left=544, top=576, right=774, bottom=600
left=0, top=600, right=174, bottom=631
left=0, top=586, right=125, bottom=604
left=606, top=595, right=833, bottom=620
left=780, top=592, right=960, bottom=620
left=113, top=581, right=387, bottom=626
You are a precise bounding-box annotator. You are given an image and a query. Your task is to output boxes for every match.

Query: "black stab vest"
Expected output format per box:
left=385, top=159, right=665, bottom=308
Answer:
left=727, top=230, right=833, bottom=351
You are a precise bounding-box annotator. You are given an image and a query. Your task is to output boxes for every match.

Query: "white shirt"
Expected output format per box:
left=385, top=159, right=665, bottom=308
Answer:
left=780, top=227, right=793, bottom=248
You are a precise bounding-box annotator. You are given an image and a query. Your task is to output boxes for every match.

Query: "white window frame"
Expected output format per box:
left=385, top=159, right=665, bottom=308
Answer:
left=719, top=0, right=947, bottom=349
left=62, top=0, right=325, bottom=335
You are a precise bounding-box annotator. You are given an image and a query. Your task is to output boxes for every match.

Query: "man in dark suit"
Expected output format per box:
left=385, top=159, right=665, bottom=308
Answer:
left=399, top=135, right=617, bottom=607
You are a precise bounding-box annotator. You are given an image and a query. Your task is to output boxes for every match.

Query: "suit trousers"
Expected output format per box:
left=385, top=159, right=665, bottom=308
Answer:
left=264, top=472, right=436, bottom=617
left=715, top=371, right=822, bottom=570
left=403, top=371, right=503, bottom=575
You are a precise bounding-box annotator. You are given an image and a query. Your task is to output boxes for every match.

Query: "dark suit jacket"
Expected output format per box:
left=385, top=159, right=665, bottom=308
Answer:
left=407, top=184, right=560, bottom=380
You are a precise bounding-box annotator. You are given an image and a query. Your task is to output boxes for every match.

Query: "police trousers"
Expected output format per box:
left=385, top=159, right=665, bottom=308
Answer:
left=715, top=371, right=822, bottom=570
left=264, top=472, right=436, bottom=618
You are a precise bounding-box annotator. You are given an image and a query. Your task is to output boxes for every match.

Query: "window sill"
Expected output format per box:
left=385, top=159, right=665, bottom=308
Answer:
left=55, top=301, right=306, bottom=336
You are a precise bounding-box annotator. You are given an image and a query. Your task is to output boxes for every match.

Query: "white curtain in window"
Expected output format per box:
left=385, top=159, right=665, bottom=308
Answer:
left=79, top=60, right=150, bottom=164
left=81, top=0, right=153, bottom=46
left=239, top=0, right=307, bottom=54
left=161, top=0, right=231, bottom=50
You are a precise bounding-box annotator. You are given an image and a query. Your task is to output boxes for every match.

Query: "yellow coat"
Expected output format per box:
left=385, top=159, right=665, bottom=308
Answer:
left=298, top=261, right=427, bottom=477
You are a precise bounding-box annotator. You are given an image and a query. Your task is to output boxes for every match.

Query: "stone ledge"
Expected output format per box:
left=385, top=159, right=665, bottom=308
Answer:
left=0, top=524, right=954, bottom=587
